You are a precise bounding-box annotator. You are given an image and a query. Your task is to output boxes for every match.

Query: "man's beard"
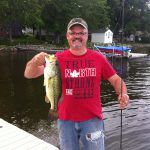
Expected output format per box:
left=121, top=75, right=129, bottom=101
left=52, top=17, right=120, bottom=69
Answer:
left=72, top=38, right=82, bottom=49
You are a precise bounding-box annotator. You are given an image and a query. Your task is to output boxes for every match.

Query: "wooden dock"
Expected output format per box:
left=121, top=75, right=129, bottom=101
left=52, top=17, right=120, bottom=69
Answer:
left=0, top=118, right=59, bottom=150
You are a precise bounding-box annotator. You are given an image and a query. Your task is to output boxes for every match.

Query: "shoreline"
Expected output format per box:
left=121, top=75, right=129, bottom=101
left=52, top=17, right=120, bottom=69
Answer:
left=0, top=43, right=150, bottom=52
left=130, top=43, right=150, bottom=48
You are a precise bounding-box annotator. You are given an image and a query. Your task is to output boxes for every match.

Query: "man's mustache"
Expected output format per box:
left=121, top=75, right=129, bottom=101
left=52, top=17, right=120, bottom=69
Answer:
left=73, top=38, right=82, bottom=41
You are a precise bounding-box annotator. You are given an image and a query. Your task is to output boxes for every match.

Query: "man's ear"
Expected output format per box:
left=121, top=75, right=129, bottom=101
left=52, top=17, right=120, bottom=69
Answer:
left=66, top=33, right=69, bottom=40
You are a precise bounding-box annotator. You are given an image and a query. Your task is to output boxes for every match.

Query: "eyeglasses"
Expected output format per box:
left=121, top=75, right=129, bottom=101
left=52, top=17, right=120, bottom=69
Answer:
left=68, top=32, right=87, bottom=36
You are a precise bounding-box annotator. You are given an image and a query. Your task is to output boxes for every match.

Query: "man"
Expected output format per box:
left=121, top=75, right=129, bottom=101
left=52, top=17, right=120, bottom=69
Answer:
left=24, top=18, right=129, bottom=150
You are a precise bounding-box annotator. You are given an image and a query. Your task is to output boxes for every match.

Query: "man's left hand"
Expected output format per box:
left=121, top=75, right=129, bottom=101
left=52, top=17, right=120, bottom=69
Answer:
left=118, top=94, right=129, bottom=109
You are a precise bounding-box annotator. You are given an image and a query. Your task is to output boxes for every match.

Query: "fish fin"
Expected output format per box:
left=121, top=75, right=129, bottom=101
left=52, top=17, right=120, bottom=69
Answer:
left=48, top=109, right=58, bottom=121
left=45, top=95, right=50, bottom=103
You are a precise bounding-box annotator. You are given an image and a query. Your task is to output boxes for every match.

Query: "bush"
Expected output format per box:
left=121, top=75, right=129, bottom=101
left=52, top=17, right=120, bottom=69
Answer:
left=141, top=36, right=150, bottom=43
left=0, top=35, right=44, bottom=46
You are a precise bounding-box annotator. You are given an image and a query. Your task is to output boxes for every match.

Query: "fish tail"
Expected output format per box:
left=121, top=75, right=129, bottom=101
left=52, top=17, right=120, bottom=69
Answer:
left=48, top=109, right=58, bottom=121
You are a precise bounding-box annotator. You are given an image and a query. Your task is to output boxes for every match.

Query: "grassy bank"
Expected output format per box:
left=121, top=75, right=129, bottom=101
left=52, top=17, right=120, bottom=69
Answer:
left=0, top=34, right=69, bottom=50
left=0, top=35, right=150, bottom=50
left=0, top=35, right=44, bottom=46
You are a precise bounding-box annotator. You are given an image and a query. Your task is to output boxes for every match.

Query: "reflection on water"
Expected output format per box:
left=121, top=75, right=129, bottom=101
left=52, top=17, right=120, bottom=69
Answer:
left=104, top=55, right=150, bottom=150
left=0, top=49, right=150, bottom=150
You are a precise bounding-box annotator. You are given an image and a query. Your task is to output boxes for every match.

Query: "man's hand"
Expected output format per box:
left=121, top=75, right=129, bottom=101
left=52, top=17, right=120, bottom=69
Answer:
left=32, top=52, right=48, bottom=66
left=24, top=52, right=48, bottom=78
left=118, top=94, right=129, bottom=109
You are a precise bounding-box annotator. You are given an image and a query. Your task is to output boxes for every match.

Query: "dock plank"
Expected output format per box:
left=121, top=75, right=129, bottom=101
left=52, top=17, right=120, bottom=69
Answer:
left=0, top=118, right=59, bottom=150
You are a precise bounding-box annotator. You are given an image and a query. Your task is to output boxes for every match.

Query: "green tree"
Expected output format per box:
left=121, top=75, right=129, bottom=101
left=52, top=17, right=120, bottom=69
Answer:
left=125, top=0, right=150, bottom=32
left=107, top=0, right=121, bottom=33
left=75, top=0, right=110, bottom=29
left=107, top=0, right=150, bottom=36
left=0, top=0, right=43, bottom=41
left=42, top=0, right=109, bottom=44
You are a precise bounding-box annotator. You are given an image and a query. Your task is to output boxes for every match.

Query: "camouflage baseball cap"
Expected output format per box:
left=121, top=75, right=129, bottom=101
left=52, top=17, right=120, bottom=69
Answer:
left=67, top=18, right=88, bottom=31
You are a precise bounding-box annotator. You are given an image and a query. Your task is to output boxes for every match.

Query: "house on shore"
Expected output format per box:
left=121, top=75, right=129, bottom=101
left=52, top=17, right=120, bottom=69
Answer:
left=0, top=22, right=22, bottom=38
left=91, top=28, right=113, bottom=44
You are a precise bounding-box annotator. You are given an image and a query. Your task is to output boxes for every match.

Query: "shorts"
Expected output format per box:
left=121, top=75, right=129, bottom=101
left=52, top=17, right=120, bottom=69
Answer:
left=57, top=118, right=105, bottom=150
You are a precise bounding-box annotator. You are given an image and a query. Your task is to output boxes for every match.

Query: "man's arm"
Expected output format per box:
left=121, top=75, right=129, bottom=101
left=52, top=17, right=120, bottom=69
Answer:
left=108, top=74, right=129, bottom=109
left=24, top=52, right=47, bottom=79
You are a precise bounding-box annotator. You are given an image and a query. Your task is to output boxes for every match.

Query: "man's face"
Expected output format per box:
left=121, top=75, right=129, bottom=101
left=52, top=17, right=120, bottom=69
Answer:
left=66, top=25, right=88, bottom=50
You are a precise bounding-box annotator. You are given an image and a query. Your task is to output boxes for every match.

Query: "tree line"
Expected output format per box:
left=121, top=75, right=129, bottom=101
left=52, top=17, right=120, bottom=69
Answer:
left=0, top=0, right=150, bottom=43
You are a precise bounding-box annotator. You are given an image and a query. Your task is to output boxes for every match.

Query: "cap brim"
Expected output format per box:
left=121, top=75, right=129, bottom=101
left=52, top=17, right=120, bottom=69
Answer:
left=67, top=22, right=87, bottom=31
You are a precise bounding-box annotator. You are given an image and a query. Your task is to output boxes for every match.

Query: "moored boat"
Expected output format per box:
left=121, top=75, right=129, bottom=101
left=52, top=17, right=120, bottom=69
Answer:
left=94, top=44, right=148, bottom=59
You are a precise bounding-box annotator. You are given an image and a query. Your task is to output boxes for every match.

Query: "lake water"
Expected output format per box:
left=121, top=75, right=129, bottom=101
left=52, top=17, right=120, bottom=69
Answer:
left=0, top=48, right=150, bottom=150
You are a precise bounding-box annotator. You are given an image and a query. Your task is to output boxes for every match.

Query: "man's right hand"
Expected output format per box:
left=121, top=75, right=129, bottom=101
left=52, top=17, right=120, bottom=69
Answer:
left=32, top=52, right=48, bottom=66
left=24, top=52, right=48, bottom=78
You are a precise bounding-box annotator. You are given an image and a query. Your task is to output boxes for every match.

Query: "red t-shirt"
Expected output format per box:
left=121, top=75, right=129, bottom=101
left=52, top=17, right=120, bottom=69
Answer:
left=55, top=49, right=116, bottom=122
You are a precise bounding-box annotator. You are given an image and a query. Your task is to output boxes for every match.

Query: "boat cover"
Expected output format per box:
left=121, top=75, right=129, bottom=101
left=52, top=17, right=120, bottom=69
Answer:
left=94, top=45, right=131, bottom=54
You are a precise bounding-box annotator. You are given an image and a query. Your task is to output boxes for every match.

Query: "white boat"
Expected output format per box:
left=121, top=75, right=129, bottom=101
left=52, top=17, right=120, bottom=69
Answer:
left=94, top=44, right=148, bottom=59
left=128, top=52, right=148, bottom=58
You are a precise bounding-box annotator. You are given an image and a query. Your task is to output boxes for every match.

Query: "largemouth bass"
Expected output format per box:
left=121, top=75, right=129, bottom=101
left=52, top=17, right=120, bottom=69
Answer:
left=44, top=54, right=61, bottom=121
